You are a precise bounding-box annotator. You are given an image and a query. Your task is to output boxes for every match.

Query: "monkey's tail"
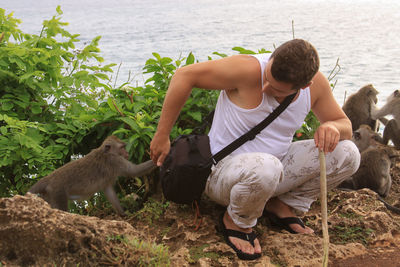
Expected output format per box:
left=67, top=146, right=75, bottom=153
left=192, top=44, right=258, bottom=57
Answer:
left=378, top=196, right=400, bottom=214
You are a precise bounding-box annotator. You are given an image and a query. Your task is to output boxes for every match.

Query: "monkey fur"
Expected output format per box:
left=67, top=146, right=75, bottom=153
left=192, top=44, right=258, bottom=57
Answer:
left=342, top=84, right=379, bottom=131
left=28, top=135, right=156, bottom=215
left=372, top=89, right=400, bottom=149
left=339, top=125, right=400, bottom=213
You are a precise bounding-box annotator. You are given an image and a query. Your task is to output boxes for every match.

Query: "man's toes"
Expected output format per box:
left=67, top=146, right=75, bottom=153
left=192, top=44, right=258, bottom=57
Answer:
left=231, top=238, right=243, bottom=252
left=254, top=238, right=262, bottom=254
left=304, top=226, right=314, bottom=234
left=290, top=223, right=314, bottom=234
left=242, top=242, right=254, bottom=254
left=230, top=237, right=256, bottom=254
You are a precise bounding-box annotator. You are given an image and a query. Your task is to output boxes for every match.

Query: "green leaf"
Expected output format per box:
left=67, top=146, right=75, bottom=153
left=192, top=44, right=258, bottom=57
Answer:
left=160, top=57, right=173, bottom=65
left=187, top=111, right=202, bottom=122
left=145, top=58, right=158, bottom=65
left=94, top=73, right=109, bottom=80
left=119, top=117, right=141, bottom=132
left=0, top=126, right=7, bottom=135
left=31, top=103, right=42, bottom=114
left=232, top=47, right=256, bottom=54
left=56, top=5, right=63, bottom=15
left=185, top=52, right=195, bottom=65
left=152, top=52, right=161, bottom=61
left=55, top=138, right=70, bottom=145
left=1, top=102, right=13, bottom=111
left=212, top=52, right=228, bottom=58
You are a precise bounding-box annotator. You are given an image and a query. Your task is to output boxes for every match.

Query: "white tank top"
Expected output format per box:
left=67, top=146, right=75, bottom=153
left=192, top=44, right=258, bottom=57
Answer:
left=208, top=53, right=311, bottom=160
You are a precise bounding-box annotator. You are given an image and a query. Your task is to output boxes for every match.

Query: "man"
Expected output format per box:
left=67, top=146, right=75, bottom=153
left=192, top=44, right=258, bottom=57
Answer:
left=150, top=39, right=360, bottom=260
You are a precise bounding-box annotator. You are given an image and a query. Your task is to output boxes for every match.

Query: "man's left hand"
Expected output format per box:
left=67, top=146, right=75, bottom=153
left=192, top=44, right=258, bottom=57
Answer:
left=313, top=122, right=340, bottom=153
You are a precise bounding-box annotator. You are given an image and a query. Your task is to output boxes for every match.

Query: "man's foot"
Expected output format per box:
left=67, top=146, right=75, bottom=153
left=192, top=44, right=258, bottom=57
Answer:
left=219, top=211, right=262, bottom=260
left=264, top=197, right=314, bottom=234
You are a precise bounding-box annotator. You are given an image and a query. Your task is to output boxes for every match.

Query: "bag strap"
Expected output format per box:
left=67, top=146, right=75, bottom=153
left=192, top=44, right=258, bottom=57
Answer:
left=211, top=92, right=297, bottom=164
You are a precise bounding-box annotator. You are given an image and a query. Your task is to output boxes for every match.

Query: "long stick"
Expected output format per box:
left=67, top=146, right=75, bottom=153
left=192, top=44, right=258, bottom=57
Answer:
left=319, top=151, right=329, bottom=267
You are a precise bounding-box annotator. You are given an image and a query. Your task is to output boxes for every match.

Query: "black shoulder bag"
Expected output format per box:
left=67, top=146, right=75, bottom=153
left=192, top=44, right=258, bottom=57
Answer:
left=160, top=93, right=297, bottom=205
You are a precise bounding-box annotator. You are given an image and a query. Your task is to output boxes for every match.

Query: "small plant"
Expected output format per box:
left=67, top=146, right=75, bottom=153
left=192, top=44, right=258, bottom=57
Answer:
left=188, top=244, right=219, bottom=263
left=267, top=247, right=288, bottom=267
left=330, top=225, right=374, bottom=246
left=293, top=110, right=320, bottom=141
left=106, top=235, right=170, bottom=266
left=338, top=211, right=363, bottom=220
left=133, top=198, right=169, bottom=225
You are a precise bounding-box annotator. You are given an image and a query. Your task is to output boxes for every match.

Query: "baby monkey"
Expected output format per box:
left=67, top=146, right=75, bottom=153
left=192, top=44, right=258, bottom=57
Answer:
left=28, top=136, right=156, bottom=215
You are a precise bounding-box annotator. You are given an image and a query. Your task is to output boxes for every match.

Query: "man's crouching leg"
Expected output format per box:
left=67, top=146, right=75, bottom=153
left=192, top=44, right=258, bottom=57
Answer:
left=271, top=140, right=360, bottom=227
left=205, top=152, right=283, bottom=258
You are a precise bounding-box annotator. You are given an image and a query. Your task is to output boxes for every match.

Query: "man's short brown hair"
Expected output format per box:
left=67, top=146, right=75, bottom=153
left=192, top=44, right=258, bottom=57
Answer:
left=270, top=39, right=320, bottom=90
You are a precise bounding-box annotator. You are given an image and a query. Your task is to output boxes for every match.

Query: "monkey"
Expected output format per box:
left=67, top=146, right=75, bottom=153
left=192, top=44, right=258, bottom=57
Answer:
left=378, top=119, right=400, bottom=150
left=339, top=125, right=400, bottom=213
left=371, top=89, right=400, bottom=149
left=342, top=84, right=379, bottom=131
left=28, top=135, right=156, bottom=216
left=342, top=146, right=393, bottom=197
left=351, top=124, right=383, bottom=152
left=372, top=89, right=400, bottom=121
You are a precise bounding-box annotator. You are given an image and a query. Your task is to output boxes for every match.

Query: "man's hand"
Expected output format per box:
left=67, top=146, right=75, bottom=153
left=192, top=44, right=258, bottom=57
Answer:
left=314, top=121, right=340, bottom=153
left=150, top=133, right=171, bottom=167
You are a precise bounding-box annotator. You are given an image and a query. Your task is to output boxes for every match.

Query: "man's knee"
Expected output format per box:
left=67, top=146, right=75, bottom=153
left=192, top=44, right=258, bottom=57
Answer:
left=240, top=153, right=283, bottom=194
left=333, top=140, right=361, bottom=175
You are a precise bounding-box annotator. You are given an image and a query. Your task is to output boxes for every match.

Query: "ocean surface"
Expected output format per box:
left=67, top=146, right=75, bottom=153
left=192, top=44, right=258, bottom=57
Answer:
left=2, top=0, right=400, bottom=106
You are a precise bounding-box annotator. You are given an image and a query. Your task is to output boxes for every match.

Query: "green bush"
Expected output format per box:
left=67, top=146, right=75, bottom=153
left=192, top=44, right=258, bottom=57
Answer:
left=0, top=7, right=113, bottom=196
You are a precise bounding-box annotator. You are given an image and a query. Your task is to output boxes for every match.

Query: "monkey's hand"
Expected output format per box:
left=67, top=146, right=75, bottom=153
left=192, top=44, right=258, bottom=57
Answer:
left=150, top=133, right=171, bottom=167
left=314, top=121, right=340, bottom=153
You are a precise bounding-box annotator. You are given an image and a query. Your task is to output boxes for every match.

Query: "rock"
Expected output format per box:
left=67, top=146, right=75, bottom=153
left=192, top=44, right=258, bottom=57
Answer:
left=0, top=194, right=140, bottom=266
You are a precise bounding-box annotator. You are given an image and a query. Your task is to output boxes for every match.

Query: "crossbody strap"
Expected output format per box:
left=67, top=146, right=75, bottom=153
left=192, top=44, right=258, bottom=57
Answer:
left=211, top=92, right=297, bottom=164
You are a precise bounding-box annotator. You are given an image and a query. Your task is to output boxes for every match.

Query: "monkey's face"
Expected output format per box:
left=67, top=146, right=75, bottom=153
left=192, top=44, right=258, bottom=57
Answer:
left=118, top=143, right=130, bottom=160
left=352, top=130, right=365, bottom=152
left=386, top=92, right=396, bottom=103
left=102, top=136, right=130, bottom=159
left=352, top=131, right=361, bottom=141
left=390, top=89, right=399, bottom=100
left=365, top=85, right=379, bottom=104
left=352, top=125, right=377, bottom=152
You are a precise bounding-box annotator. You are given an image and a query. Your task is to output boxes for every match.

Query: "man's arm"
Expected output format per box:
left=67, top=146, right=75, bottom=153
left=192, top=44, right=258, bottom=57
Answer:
left=310, top=71, right=352, bottom=153
left=150, top=55, right=255, bottom=166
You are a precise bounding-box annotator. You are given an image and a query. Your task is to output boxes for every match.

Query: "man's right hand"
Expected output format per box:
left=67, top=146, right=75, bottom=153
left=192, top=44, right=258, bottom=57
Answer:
left=150, top=133, right=171, bottom=167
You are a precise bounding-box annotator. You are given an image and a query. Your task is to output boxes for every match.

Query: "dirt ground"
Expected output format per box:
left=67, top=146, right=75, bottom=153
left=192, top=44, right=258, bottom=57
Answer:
left=1, top=159, right=400, bottom=266
left=126, top=159, right=400, bottom=266
left=125, top=159, right=400, bottom=266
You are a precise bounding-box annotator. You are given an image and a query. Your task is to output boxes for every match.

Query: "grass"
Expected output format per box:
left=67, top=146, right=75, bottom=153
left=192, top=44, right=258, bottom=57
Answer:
left=337, top=211, right=364, bottom=220
left=132, top=197, right=169, bottom=225
left=106, top=235, right=170, bottom=266
left=188, top=244, right=220, bottom=263
left=330, top=225, right=374, bottom=246
left=267, top=247, right=288, bottom=267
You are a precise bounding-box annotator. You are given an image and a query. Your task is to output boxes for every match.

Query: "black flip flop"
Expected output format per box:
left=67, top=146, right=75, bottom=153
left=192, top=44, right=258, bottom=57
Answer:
left=218, top=213, right=261, bottom=260
left=263, top=210, right=306, bottom=234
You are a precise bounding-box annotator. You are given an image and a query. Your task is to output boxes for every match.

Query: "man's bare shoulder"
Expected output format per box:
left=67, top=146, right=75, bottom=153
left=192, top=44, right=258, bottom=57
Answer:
left=227, top=55, right=261, bottom=85
left=309, top=71, right=332, bottom=107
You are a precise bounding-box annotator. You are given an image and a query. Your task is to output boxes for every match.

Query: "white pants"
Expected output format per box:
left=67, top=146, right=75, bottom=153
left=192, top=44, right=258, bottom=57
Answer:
left=204, top=139, right=360, bottom=228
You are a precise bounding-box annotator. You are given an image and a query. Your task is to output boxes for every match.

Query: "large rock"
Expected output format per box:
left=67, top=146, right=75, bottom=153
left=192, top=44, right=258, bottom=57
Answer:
left=0, top=194, right=140, bottom=266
